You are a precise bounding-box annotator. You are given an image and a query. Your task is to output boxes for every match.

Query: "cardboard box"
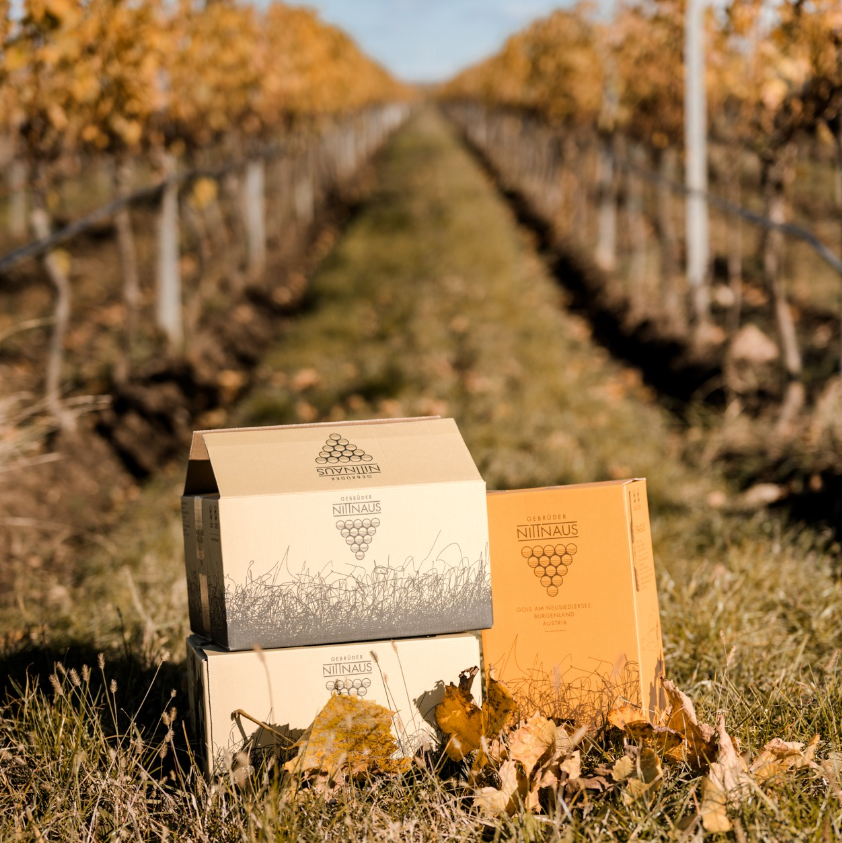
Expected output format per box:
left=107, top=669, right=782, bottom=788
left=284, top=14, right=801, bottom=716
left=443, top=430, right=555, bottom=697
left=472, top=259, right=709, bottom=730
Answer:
left=482, top=479, right=665, bottom=726
left=186, top=632, right=483, bottom=774
left=181, top=418, right=491, bottom=650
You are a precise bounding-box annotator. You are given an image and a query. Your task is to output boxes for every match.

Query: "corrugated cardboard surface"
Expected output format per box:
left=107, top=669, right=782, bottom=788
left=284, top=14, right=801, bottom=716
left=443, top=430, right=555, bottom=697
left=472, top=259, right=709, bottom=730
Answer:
left=181, top=418, right=491, bottom=650
left=186, top=632, right=483, bottom=775
left=185, top=418, right=481, bottom=497
left=482, top=479, right=665, bottom=725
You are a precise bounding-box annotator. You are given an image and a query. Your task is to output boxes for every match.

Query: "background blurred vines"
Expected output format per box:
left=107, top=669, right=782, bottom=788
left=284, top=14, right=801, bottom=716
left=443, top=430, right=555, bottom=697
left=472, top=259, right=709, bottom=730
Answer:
left=440, top=1, right=842, bottom=435
left=0, top=0, right=410, bottom=424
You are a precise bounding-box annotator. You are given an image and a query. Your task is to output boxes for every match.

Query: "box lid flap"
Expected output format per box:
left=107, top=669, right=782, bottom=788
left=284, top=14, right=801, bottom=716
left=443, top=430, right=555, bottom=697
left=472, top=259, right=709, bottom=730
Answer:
left=183, top=417, right=481, bottom=497
left=487, top=478, right=641, bottom=496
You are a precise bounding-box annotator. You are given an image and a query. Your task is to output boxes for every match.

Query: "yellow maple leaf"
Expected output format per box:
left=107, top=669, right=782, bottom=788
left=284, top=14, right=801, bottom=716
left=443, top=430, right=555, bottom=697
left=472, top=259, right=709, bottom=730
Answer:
left=435, top=667, right=516, bottom=764
left=284, top=694, right=410, bottom=783
left=435, top=678, right=483, bottom=761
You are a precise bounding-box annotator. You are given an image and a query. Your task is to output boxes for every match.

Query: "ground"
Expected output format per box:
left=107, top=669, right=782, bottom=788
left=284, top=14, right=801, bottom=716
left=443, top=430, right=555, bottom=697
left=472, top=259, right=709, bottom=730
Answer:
left=1, top=109, right=841, bottom=841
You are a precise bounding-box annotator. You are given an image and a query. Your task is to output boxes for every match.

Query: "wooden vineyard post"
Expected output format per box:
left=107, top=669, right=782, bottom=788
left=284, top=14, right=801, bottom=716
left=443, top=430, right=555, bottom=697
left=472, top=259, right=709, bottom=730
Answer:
left=294, top=147, right=315, bottom=226
left=156, top=154, right=183, bottom=351
left=725, top=147, right=743, bottom=336
left=9, top=158, right=27, bottom=239
left=243, top=158, right=267, bottom=280
left=684, top=0, right=711, bottom=330
left=834, top=117, right=842, bottom=377
left=596, top=133, right=618, bottom=272
left=761, top=144, right=804, bottom=428
left=113, top=155, right=140, bottom=377
left=628, top=144, right=647, bottom=318
left=31, top=204, right=72, bottom=427
left=657, top=146, right=684, bottom=329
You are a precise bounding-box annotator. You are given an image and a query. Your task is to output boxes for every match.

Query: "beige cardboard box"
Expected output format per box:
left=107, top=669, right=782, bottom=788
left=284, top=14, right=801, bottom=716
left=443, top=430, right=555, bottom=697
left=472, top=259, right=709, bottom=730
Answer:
left=186, top=632, right=483, bottom=774
left=181, top=417, right=491, bottom=650
left=482, top=479, right=666, bottom=725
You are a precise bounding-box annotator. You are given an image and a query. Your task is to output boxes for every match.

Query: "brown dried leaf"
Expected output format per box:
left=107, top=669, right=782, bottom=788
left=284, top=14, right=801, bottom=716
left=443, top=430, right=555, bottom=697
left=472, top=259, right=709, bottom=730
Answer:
left=749, top=734, right=820, bottom=781
left=560, top=749, right=582, bottom=782
left=482, top=676, right=518, bottom=743
left=700, top=714, right=752, bottom=833
left=662, top=678, right=717, bottom=768
left=607, top=705, right=647, bottom=731
left=556, top=723, right=589, bottom=756
left=607, top=704, right=684, bottom=754
left=621, top=748, right=663, bottom=806
left=612, top=755, right=635, bottom=782
left=436, top=669, right=516, bottom=767
left=579, top=774, right=612, bottom=792
left=436, top=669, right=483, bottom=762
left=474, top=759, right=527, bottom=817
left=509, top=713, right=556, bottom=776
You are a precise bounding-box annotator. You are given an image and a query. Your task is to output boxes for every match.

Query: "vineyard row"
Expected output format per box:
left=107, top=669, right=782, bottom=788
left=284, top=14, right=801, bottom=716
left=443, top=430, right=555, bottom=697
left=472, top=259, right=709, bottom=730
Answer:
left=2, top=104, right=409, bottom=426
left=445, top=102, right=842, bottom=428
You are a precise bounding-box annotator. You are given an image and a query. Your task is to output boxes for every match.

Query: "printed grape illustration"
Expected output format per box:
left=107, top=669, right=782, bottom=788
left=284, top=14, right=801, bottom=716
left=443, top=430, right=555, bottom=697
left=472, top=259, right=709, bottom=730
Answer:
left=522, top=542, right=577, bottom=596
left=326, top=676, right=372, bottom=697
left=336, top=514, right=380, bottom=561
left=316, top=432, right=374, bottom=465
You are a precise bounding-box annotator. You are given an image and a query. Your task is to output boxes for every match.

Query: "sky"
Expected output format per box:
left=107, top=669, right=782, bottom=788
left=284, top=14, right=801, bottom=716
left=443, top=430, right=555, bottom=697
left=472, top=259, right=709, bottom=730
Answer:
left=295, top=0, right=580, bottom=84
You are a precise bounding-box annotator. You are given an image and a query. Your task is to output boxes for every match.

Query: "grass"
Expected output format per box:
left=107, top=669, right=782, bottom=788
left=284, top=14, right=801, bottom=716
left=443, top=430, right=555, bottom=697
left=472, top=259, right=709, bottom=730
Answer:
left=2, top=108, right=841, bottom=840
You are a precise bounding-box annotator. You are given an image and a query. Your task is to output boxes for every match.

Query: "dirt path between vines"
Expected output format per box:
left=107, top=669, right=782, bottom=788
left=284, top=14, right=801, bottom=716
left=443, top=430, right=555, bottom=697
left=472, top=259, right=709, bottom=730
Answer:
left=4, top=110, right=840, bottom=775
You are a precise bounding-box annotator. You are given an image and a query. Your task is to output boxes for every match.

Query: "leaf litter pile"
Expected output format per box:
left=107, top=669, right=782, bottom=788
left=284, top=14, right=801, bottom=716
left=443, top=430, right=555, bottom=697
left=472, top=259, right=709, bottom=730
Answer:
left=273, top=666, right=842, bottom=836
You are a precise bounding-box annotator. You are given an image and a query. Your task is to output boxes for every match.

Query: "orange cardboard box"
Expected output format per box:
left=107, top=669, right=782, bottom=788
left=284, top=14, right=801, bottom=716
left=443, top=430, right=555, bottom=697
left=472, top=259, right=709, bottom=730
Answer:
left=482, top=479, right=665, bottom=725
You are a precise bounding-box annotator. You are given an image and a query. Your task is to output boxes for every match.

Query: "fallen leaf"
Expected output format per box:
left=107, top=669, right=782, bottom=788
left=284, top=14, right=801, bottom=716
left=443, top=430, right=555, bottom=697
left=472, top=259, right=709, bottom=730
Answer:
left=560, top=749, right=582, bottom=782
left=607, top=704, right=684, bottom=755
left=474, top=759, right=526, bottom=816
left=436, top=668, right=483, bottom=761
left=509, top=713, right=556, bottom=775
left=612, top=755, right=635, bottom=782
left=435, top=669, right=516, bottom=766
left=555, top=723, right=588, bottom=756
left=608, top=705, right=647, bottom=731
left=750, top=735, right=820, bottom=781
left=700, top=714, right=752, bottom=833
left=621, top=748, right=663, bottom=806
left=482, top=676, right=518, bottom=746
left=284, top=694, right=409, bottom=783
left=662, top=678, right=717, bottom=768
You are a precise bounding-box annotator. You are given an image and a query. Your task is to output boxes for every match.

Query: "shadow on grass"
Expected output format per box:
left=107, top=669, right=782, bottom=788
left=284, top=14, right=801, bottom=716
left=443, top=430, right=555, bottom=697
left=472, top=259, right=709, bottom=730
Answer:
left=0, top=636, right=190, bottom=743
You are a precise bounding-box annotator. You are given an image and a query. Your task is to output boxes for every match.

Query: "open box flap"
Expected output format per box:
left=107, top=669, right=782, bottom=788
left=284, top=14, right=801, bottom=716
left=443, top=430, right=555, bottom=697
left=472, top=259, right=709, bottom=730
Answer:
left=487, top=478, right=641, bottom=496
left=183, top=417, right=481, bottom=497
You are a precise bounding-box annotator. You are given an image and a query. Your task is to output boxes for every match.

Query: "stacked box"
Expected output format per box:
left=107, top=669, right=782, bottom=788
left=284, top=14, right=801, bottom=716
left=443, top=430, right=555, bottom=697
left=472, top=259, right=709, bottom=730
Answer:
left=181, top=417, right=490, bottom=773
left=482, top=478, right=666, bottom=726
left=187, top=633, right=483, bottom=769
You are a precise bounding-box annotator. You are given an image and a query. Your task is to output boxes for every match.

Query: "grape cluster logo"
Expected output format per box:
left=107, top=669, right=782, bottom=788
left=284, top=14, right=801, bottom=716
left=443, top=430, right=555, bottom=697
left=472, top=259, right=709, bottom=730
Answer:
left=521, top=542, right=578, bottom=597
left=325, top=676, right=372, bottom=697
left=316, top=433, right=373, bottom=464
left=335, top=516, right=380, bottom=561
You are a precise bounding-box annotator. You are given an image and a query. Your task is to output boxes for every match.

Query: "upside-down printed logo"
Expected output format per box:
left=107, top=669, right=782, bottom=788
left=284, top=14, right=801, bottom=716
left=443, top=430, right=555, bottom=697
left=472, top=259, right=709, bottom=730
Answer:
left=315, top=433, right=381, bottom=478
